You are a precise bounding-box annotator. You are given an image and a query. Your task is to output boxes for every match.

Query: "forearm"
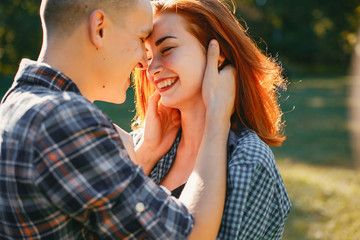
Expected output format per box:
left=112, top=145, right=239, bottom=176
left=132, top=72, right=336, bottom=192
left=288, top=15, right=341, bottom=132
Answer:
left=179, top=113, right=230, bottom=240
left=134, top=142, right=159, bottom=175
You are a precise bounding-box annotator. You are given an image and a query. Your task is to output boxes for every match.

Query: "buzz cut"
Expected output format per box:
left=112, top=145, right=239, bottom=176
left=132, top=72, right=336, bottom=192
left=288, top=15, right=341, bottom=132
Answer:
left=40, top=0, right=139, bottom=37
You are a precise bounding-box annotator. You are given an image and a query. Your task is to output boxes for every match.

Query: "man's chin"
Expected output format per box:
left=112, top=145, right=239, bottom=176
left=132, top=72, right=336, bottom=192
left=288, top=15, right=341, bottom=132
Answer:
left=100, top=94, right=126, bottom=104
left=117, top=97, right=126, bottom=104
left=112, top=96, right=126, bottom=104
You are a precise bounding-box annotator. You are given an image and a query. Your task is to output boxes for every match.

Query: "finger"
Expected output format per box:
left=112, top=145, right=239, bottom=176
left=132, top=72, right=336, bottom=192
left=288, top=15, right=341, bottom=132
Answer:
left=218, top=65, right=236, bottom=111
left=219, top=65, right=236, bottom=91
left=204, top=39, right=220, bottom=76
left=219, top=64, right=236, bottom=78
left=171, top=110, right=181, bottom=126
left=145, top=91, right=161, bottom=120
left=147, top=90, right=161, bottom=113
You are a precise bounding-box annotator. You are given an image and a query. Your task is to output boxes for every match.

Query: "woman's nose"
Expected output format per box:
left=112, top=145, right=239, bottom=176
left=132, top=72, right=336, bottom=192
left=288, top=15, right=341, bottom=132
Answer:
left=147, top=57, right=163, bottom=77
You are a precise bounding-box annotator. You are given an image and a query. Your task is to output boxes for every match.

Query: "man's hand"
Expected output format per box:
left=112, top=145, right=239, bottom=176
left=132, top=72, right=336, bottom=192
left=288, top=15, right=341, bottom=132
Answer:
left=182, top=40, right=236, bottom=240
left=135, top=91, right=181, bottom=174
left=202, top=39, right=236, bottom=123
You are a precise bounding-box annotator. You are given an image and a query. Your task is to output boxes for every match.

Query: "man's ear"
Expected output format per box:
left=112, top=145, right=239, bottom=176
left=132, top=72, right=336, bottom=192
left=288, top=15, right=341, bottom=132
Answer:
left=89, top=10, right=106, bottom=49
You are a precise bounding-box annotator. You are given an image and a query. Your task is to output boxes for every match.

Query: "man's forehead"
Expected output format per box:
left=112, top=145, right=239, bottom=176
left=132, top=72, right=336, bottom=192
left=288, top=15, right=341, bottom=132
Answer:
left=121, top=1, right=153, bottom=37
left=129, top=0, right=153, bottom=36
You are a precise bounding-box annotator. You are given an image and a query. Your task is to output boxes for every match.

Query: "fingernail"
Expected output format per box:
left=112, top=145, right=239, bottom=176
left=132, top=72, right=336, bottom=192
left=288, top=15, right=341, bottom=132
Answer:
left=210, top=39, right=218, bottom=47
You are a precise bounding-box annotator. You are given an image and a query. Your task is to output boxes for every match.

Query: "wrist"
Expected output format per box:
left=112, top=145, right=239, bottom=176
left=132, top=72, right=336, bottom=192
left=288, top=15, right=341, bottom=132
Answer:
left=204, top=116, right=231, bottom=143
left=135, top=142, right=158, bottom=175
left=205, top=106, right=231, bottom=129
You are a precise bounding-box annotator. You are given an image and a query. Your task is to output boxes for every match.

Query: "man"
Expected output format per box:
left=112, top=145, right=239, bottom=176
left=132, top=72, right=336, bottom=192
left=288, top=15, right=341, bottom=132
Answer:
left=0, top=0, right=235, bottom=239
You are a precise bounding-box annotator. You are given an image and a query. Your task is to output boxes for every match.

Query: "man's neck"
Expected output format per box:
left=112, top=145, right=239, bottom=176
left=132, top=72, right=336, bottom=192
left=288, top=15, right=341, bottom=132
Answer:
left=38, top=36, right=96, bottom=102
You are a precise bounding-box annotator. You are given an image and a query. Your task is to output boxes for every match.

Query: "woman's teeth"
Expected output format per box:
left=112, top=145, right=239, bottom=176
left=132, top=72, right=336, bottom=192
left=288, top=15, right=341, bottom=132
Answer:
left=157, top=79, right=176, bottom=89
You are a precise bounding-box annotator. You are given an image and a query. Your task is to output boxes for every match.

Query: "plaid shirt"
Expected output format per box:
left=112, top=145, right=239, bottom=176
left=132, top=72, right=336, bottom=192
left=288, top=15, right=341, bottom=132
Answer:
left=149, top=129, right=291, bottom=240
left=0, top=59, right=193, bottom=240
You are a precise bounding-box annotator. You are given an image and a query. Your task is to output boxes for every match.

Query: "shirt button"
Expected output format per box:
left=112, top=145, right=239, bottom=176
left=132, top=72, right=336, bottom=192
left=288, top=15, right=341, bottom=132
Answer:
left=135, top=202, right=145, bottom=213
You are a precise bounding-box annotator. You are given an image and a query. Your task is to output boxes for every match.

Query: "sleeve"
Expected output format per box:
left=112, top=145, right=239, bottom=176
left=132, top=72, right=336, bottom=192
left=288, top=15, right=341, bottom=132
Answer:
left=33, top=99, right=193, bottom=240
left=218, top=144, right=277, bottom=240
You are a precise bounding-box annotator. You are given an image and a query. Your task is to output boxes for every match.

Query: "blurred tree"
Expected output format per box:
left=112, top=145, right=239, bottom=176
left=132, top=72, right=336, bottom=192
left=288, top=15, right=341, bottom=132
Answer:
left=233, top=0, right=360, bottom=75
left=0, top=0, right=359, bottom=76
left=0, top=0, right=42, bottom=75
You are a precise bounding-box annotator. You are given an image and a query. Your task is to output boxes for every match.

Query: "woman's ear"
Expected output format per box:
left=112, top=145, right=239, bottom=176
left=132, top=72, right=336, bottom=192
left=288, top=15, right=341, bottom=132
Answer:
left=218, top=54, right=226, bottom=68
left=89, top=10, right=106, bottom=49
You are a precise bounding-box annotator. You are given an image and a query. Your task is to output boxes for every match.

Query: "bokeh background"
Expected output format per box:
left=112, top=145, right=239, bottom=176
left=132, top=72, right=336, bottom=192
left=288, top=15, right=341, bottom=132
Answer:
left=1, top=0, right=360, bottom=239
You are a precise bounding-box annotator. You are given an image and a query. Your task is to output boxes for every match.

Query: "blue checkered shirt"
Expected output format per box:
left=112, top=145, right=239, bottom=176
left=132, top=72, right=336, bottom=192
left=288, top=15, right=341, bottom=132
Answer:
left=149, top=129, right=291, bottom=240
left=0, top=59, right=193, bottom=240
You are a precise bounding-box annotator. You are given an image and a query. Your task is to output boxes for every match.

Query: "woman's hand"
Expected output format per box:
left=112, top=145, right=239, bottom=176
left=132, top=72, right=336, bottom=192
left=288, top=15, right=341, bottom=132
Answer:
left=135, top=91, right=181, bottom=174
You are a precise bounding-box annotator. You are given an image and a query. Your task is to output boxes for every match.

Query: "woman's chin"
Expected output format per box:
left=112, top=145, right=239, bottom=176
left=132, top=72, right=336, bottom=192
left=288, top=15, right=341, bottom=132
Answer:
left=160, top=97, right=179, bottom=109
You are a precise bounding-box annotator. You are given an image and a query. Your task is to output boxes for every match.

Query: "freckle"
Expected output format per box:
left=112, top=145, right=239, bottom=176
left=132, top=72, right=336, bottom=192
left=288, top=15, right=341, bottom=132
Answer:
left=103, top=85, right=105, bottom=88
left=85, top=5, right=88, bottom=8
left=103, top=58, right=106, bottom=60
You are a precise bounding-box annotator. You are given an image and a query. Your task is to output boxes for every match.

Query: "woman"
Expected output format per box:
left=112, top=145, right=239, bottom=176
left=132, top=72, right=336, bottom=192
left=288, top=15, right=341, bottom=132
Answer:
left=132, top=0, right=291, bottom=239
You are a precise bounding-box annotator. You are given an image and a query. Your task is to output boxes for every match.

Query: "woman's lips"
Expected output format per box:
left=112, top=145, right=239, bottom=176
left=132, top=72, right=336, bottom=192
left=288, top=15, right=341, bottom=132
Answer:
left=155, top=77, right=178, bottom=92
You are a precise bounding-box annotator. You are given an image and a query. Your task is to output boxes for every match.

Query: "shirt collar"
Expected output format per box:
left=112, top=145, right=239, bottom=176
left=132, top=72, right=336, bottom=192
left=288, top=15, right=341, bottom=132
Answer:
left=12, top=58, right=81, bottom=94
left=227, top=130, right=238, bottom=155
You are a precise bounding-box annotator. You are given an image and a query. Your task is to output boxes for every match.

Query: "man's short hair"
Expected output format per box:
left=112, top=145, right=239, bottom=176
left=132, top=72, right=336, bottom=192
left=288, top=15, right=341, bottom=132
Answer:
left=40, top=0, right=137, bottom=37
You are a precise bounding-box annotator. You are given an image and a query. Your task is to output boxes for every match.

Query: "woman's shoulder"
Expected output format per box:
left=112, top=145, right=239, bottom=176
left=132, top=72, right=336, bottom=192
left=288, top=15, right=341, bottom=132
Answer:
left=227, top=129, right=290, bottom=205
left=228, top=129, right=275, bottom=169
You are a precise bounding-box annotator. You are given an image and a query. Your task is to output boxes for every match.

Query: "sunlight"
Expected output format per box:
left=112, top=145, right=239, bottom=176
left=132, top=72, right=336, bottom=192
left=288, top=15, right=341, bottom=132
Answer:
left=349, top=28, right=360, bottom=169
left=307, top=97, right=325, bottom=108
left=278, top=160, right=360, bottom=240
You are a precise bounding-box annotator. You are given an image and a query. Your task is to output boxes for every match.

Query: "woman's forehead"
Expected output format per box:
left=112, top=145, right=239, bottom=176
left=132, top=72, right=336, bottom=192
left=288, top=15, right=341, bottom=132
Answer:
left=152, top=12, right=188, bottom=36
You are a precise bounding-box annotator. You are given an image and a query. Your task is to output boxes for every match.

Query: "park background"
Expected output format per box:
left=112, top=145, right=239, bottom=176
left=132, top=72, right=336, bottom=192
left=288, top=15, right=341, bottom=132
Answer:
left=0, top=0, right=359, bottom=239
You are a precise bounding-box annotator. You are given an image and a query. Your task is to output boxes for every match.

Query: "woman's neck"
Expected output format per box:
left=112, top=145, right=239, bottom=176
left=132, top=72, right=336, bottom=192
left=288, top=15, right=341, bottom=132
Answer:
left=158, top=98, right=206, bottom=191
left=178, top=99, right=206, bottom=155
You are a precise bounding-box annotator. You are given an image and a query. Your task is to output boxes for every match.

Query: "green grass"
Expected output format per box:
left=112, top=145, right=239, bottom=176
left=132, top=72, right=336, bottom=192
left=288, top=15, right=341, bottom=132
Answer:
left=1, top=75, right=358, bottom=239
left=271, top=75, right=360, bottom=239
left=272, top=76, right=352, bottom=167
left=278, top=160, right=360, bottom=240
left=94, top=88, right=136, bottom=132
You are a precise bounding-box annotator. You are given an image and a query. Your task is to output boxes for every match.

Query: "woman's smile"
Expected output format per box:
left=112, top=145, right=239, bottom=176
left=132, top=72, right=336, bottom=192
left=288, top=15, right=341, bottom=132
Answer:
left=154, top=77, right=179, bottom=92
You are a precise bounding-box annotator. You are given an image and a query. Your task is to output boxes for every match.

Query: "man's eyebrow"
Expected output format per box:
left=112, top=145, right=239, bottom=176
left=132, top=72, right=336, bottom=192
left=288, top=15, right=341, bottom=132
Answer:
left=141, top=29, right=152, bottom=39
left=155, top=36, right=177, bottom=46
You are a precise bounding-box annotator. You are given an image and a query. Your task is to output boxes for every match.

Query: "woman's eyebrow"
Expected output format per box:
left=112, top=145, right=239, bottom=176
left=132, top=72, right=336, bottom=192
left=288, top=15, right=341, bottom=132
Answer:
left=155, top=36, right=177, bottom=46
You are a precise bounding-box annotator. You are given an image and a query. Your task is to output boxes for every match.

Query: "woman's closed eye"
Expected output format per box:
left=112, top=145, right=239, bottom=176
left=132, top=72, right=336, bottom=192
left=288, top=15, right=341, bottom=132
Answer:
left=147, top=46, right=175, bottom=63
left=161, top=47, right=174, bottom=54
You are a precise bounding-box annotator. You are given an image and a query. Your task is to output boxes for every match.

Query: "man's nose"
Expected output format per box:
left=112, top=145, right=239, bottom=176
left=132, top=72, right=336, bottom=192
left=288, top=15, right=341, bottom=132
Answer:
left=136, top=51, right=148, bottom=70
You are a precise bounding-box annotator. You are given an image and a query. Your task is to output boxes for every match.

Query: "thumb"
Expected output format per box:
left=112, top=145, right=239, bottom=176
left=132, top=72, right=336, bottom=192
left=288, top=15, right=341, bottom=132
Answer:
left=205, top=39, right=220, bottom=76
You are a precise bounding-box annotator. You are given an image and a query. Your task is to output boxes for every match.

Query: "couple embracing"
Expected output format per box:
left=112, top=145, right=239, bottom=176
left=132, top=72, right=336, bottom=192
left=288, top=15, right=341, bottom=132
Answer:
left=0, top=0, right=290, bottom=239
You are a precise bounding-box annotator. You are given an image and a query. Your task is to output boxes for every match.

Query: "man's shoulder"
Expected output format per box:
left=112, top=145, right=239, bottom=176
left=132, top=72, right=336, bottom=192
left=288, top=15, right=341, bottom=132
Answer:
left=6, top=87, right=96, bottom=115
left=1, top=87, right=110, bottom=136
left=35, top=91, right=110, bottom=129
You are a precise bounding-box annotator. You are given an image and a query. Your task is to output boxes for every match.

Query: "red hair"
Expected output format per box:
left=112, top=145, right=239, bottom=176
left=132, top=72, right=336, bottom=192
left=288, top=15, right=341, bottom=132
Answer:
left=132, top=0, right=286, bottom=146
